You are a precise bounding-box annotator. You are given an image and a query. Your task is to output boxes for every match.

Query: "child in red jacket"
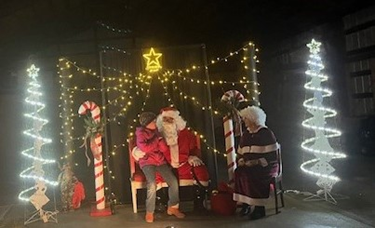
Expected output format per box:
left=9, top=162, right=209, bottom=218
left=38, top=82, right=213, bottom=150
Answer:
left=135, top=112, right=185, bottom=223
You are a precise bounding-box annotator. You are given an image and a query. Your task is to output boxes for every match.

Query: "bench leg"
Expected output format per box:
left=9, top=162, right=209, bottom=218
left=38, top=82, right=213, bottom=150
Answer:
left=131, top=185, right=138, bottom=213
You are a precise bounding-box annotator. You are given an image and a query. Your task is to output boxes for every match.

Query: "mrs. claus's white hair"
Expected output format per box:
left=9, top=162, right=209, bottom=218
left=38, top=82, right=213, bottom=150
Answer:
left=239, top=106, right=267, bottom=127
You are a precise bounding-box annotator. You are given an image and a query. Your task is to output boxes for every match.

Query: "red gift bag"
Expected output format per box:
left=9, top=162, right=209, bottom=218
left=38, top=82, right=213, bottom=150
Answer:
left=210, top=182, right=237, bottom=216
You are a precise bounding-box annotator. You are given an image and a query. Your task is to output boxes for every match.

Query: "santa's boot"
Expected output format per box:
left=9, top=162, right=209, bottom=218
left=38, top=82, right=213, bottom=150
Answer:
left=155, top=188, right=168, bottom=212
left=193, top=186, right=207, bottom=211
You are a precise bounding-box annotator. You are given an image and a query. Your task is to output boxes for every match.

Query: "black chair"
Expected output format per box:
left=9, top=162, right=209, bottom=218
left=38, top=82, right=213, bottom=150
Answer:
left=271, top=144, right=285, bottom=214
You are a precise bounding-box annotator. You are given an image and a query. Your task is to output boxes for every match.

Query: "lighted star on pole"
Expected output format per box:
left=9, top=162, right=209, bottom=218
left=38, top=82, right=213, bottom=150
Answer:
left=307, top=39, right=322, bottom=54
left=143, top=48, right=162, bottom=73
left=27, top=64, right=40, bottom=78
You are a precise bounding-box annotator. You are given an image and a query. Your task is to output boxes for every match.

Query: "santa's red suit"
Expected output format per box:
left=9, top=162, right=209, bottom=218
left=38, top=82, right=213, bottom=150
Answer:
left=156, top=107, right=210, bottom=187
left=161, top=128, right=210, bottom=186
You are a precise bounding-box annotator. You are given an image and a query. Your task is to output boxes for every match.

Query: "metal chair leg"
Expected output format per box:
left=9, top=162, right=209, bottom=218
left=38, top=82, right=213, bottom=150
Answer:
left=273, top=181, right=279, bottom=214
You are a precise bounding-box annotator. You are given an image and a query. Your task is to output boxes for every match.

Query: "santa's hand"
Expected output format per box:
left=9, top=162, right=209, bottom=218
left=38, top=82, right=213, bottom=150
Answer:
left=132, top=146, right=145, bottom=161
left=188, top=155, right=204, bottom=167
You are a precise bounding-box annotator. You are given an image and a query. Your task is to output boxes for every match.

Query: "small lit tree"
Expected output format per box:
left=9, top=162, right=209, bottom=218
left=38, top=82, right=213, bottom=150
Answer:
left=300, top=39, right=346, bottom=203
left=18, top=64, right=58, bottom=224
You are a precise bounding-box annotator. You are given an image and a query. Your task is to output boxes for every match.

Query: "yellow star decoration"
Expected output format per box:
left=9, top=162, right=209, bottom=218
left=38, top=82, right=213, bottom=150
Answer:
left=27, top=64, right=40, bottom=78
left=143, top=47, right=163, bottom=73
left=307, top=39, right=322, bottom=54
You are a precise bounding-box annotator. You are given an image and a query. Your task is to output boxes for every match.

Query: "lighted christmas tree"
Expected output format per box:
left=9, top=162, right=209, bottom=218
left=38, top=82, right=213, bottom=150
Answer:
left=18, top=64, right=58, bottom=224
left=301, top=39, right=346, bottom=203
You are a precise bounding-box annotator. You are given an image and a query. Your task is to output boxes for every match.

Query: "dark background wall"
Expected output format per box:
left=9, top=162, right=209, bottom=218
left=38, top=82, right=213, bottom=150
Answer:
left=1, top=1, right=375, bottom=206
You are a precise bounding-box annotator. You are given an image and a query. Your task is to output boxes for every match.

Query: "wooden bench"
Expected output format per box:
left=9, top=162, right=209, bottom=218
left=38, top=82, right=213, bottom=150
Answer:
left=128, top=135, right=204, bottom=213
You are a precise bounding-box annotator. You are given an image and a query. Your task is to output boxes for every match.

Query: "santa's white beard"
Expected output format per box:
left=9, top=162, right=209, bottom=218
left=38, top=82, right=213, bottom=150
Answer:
left=161, top=122, right=180, bottom=168
left=162, top=122, right=178, bottom=146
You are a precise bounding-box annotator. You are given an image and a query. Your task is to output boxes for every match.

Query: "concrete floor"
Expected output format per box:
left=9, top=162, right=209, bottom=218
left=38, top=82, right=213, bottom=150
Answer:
left=1, top=192, right=373, bottom=228
left=2, top=153, right=375, bottom=227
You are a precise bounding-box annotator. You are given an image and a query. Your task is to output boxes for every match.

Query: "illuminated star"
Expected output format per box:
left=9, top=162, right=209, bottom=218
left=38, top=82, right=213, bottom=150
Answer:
left=307, top=39, right=322, bottom=54
left=27, top=64, right=40, bottom=78
left=143, top=48, right=162, bottom=72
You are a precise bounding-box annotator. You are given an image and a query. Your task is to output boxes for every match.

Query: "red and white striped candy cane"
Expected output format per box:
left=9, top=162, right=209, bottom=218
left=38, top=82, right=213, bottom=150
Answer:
left=221, top=90, right=245, bottom=183
left=78, top=101, right=105, bottom=210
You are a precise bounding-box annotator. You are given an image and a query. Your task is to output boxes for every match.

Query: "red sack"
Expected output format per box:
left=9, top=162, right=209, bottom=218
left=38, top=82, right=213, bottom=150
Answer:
left=210, top=182, right=237, bottom=216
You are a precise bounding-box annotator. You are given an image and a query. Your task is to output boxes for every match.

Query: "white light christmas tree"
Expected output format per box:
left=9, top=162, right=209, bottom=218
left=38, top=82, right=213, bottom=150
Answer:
left=301, top=39, right=346, bottom=204
left=18, top=64, right=58, bottom=224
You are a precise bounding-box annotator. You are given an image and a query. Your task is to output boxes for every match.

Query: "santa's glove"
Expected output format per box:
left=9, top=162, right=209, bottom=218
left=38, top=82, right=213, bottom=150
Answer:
left=188, top=155, right=204, bottom=167
left=258, top=158, right=268, bottom=167
left=132, top=146, right=145, bottom=161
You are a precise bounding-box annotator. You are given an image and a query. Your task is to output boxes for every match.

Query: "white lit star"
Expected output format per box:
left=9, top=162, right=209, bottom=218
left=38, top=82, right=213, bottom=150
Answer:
left=27, top=64, right=40, bottom=78
left=307, top=39, right=322, bottom=54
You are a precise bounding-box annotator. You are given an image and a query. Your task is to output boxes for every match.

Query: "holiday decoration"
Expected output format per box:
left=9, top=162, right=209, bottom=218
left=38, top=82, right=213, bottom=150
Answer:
left=58, top=41, right=260, bottom=186
left=143, top=47, right=163, bottom=73
left=301, top=39, right=346, bottom=203
left=220, top=90, right=245, bottom=183
left=18, top=64, right=58, bottom=225
left=57, top=162, right=75, bottom=211
left=78, top=101, right=111, bottom=216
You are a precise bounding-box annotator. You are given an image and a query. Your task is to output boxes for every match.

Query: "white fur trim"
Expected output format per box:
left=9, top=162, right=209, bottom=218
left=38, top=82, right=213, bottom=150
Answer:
left=233, top=193, right=269, bottom=206
left=161, top=110, right=179, bottom=118
left=238, top=143, right=278, bottom=154
left=170, top=144, right=179, bottom=168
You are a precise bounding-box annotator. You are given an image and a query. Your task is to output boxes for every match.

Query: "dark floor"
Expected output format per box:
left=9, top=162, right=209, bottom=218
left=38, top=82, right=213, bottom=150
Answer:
left=0, top=193, right=373, bottom=228
left=1, top=154, right=375, bottom=227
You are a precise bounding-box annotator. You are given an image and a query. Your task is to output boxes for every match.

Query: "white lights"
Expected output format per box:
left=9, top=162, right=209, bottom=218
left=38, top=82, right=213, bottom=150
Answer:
left=300, top=39, right=346, bottom=194
left=18, top=64, right=58, bottom=203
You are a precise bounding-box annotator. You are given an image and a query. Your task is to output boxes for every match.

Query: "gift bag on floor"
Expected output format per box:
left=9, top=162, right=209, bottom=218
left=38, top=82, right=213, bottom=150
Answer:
left=210, top=182, right=237, bottom=216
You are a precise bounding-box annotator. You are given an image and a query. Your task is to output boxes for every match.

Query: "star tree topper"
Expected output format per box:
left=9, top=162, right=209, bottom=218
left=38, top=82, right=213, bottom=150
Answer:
left=143, top=47, right=162, bottom=73
left=307, top=39, right=322, bottom=54
left=27, top=64, right=40, bottom=78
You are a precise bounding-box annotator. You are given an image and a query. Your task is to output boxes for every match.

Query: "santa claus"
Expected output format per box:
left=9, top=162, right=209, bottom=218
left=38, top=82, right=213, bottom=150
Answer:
left=156, top=107, right=210, bottom=209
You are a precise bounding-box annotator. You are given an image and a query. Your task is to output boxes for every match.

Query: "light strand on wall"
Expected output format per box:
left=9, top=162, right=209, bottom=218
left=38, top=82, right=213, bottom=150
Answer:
left=177, top=42, right=254, bottom=74
left=59, top=58, right=100, bottom=78
left=97, top=21, right=131, bottom=34
left=58, top=59, right=78, bottom=162
left=58, top=58, right=136, bottom=162
left=102, top=65, right=133, bottom=79
left=126, top=77, right=154, bottom=139
left=167, top=80, right=221, bottom=116
left=170, top=69, right=257, bottom=86
left=241, top=43, right=261, bottom=105
left=100, top=46, right=131, bottom=55
left=158, top=75, right=225, bottom=157
left=98, top=42, right=252, bottom=77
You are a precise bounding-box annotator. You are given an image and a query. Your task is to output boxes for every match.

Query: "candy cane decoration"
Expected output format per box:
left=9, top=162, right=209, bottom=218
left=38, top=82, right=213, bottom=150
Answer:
left=221, top=90, right=245, bottom=183
left=78, top=101, right=105, bottom=210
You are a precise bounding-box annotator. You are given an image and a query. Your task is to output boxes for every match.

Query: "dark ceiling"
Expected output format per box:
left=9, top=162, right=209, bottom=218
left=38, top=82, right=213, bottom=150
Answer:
left=0, top=0, right=373, bottom=73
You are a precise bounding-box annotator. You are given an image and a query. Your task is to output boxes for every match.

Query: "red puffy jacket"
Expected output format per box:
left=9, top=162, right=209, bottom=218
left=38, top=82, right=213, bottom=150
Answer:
left=135, top=127, right=168, bottom=168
